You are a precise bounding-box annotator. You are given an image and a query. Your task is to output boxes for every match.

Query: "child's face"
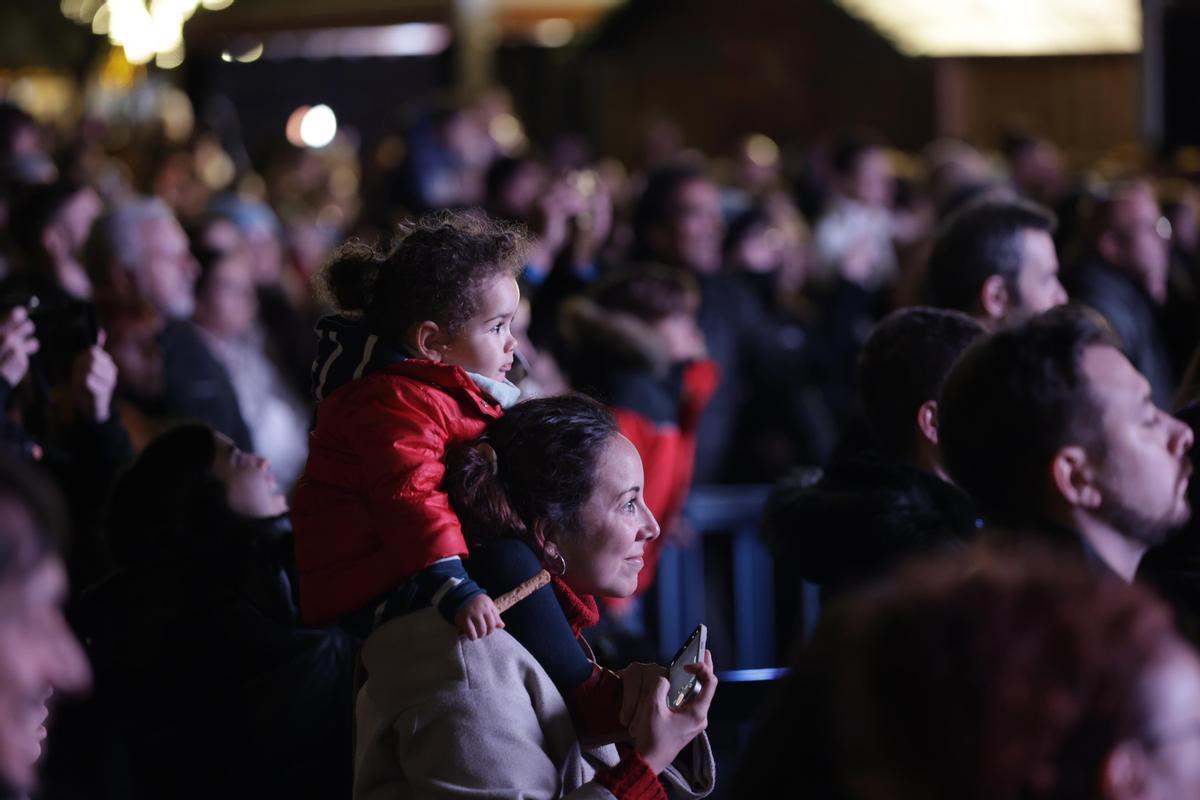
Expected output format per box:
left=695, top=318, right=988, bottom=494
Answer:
left=440, top=275, right=521, bottom=381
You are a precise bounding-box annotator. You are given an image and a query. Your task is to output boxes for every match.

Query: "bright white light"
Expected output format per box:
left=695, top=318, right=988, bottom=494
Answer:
left=263, top=24, right=452, bottom=59
left=156, top=41, right=185, bottom=68
left=66, top=0, right=233, bottom=68
left=833, top=0, right=1140, bottom=56
left=299, top=104, right=337, bottom=149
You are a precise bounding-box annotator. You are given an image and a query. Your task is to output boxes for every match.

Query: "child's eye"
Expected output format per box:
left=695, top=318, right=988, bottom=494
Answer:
left=623, top=500, right=636, bottom=513
left=490, top=323, right=504, bottom=334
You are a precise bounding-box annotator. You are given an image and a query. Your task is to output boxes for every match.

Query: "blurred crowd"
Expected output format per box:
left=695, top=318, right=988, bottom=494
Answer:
left=3, top=80, right=1200, bottom=799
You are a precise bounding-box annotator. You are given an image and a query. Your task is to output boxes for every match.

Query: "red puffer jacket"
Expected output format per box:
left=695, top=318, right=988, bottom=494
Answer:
left=292, top=359, right=504, bottom=626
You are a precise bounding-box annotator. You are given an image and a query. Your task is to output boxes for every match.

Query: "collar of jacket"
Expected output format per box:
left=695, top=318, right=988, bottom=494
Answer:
left=550, top=574, right=600, bottom=636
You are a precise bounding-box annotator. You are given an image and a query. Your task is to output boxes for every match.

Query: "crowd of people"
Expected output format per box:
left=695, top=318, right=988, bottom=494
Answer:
left=0, top=83, right=1200, bottom=799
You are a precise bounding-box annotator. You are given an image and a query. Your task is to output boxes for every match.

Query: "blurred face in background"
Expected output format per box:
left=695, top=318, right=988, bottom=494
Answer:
left=1118, top=642, right=1200, bottom=800
left=0, top=500, right=89, bottom=793
left=194, top=249, right=258, bottom=339
left=1012, top=228, right=1068, bottom=315
left=653, top=178, right=724, bottom=274
left=135, top=216, right=198, bottom=320
left=49, top=187, right=102, bottom=264
left=848, top=148, right=894, bottom=209
left=1103, top=185, right=1170, bottom=305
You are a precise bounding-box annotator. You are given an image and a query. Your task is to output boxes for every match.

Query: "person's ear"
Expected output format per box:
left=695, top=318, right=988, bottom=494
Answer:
left=1050, top=446, right=1102, bottom=509
left=1099, top=740, right=1151, bottom=800
left=979, top=274, right=1011, bottom=323
left=916, top=399, right=939, bottom=446
left=411, top=320, right=445, bottom=362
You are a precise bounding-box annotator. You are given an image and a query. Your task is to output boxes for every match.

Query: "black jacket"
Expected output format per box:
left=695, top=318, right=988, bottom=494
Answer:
left=160, top=320, right=254, bottom=452
left=46, top=519, right=355, bottom=800
left=766, top=454, right=981, bottom=601
left=1067, top=257, right=1176, bottom=409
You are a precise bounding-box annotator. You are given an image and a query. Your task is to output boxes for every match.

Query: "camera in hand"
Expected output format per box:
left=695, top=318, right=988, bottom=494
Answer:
left=2, top=294, right=99, bottom=387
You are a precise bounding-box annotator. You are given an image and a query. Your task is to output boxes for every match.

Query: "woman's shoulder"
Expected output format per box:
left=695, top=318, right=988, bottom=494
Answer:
left=361, top=608, right=560, bottom=709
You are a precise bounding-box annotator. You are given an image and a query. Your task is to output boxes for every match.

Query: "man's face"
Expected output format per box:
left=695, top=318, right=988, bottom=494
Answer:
left=654, top=179, right=724, bottom=274
left=1081, top=345, right=1194, bottom=546
left=136, top=216, right=198, bottom=320
left=1011, top=228, right=1067, bottom=316
left=0, top=506, right=89, bottom=791
left=1110, top=186, right=1170, bottom=304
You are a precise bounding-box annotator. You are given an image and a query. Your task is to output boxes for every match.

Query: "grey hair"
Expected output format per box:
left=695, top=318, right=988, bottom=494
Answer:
left=85, top=197, right=176, bottom=279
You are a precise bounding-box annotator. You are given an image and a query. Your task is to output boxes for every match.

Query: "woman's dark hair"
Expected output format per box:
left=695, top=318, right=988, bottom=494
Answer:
left=319, top=210, right=528, bottom=346
left=446, top=395, right=619, bottom=553
left=737, top=546, right=1178, bottom=799
left=107, top=424, right=238, bottom=564
left=590, top=263, right=699, bottom=323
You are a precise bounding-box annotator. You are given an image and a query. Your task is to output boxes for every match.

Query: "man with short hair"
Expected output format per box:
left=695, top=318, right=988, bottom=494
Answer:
left=0, top=457, right=90, bottom=798
left=767, top=307, right=984, bottom=599
left=927, top=199, right=1067, bottom=329
left=939, top=306, right=1194, bottom=581
left=85, top=198, right=252, bottom=450
left=86, top=198, right=198, bottom=322
left=1066, top=180, right=1176, bottom=408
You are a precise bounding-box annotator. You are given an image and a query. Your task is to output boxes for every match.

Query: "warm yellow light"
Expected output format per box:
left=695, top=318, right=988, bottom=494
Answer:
left=156, top=42, right=185, bottom=69
left=489, top=113, right=525, bottom=153
left=833, top=0, right=1141, bottom=56
left=533, top=18, right=575, bottom=48
left=745, top=134, right=780, bottom=168
left=64, top=0, right=232, bottom=69
left=235, top=42, right=264, bottom=63
left=285, top=105, right=310, bottom=147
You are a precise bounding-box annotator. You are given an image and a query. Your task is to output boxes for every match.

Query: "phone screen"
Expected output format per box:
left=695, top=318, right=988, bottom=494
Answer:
left=667, top=624, right=706, bottom=709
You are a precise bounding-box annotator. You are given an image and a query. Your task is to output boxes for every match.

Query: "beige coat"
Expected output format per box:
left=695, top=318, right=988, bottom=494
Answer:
left=354, top=608, right=716, bottom=799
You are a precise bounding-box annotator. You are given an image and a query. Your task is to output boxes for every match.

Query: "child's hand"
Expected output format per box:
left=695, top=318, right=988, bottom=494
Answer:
left=456, top=594, right=504, bottom=640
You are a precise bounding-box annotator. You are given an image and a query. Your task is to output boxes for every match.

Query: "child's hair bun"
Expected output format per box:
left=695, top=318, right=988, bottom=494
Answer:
left=319, top=240, right=384, bottom=313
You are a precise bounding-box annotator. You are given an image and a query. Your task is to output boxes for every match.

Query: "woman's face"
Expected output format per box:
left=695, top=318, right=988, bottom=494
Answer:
left=212, top=434, right=288, bottom=519
left=553, top=434, right=660, bottom=598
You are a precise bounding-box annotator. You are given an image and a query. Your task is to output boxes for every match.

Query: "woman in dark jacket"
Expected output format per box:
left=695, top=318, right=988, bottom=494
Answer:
left=50, top=424, right=355, bottom=800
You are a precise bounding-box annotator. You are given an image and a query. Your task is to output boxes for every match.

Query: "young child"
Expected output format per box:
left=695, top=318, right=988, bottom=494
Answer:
left=292, top=211, right=622, bottom=740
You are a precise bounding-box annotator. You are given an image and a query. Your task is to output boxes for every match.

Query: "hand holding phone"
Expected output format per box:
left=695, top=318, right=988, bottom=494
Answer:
left=667, top=624, right=707, bottom=710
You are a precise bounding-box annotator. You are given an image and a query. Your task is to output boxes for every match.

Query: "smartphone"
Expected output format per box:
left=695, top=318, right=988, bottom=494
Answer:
left=667, top=624, right=707, bottom=710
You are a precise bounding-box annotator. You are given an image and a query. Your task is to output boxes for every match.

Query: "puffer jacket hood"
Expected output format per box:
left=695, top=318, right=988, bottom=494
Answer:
left=310, top=315, right=407, bottom=402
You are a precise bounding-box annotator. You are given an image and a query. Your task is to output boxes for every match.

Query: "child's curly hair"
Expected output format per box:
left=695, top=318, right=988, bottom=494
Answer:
left=319, top=210, right=529, bottom=345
